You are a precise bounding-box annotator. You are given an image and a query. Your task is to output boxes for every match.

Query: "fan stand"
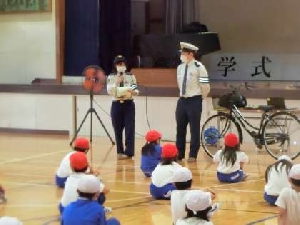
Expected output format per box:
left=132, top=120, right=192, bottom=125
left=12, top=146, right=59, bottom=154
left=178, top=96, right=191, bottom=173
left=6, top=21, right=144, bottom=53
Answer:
left=69, top=66, right=115, bottom=148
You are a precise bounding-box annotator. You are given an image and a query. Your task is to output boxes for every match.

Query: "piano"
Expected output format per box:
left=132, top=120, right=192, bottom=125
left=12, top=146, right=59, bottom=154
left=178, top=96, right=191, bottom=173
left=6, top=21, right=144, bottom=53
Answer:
left=132, top=32, right=220, bottom=68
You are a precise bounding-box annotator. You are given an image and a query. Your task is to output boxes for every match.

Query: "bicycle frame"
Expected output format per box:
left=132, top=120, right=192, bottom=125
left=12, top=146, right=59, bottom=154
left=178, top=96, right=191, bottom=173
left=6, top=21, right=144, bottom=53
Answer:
left=229, top=105, right=273, bottom=147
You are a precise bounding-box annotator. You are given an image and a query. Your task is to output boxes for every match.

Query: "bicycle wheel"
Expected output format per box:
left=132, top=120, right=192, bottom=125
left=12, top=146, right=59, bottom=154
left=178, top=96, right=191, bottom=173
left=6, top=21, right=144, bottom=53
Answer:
left=262, top=111, right=300, bottom=160
left=201, top=113, right=241, bottom=158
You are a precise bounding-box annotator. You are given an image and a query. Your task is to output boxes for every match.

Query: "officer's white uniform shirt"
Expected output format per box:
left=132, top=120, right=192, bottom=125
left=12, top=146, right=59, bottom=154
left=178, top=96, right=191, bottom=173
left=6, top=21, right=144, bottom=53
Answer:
left=151, top=162, right=182, bottom=187
left=60, top=173, right=105, bottom=207
left=276, top=187, right=300, bottom=225
left=213, top=150, right=249, bottom=174
left=106, top=72, right=139, bottom=101
left=176, top=217, right=214, bottom=225
left=56, top=151, right=75, bottom=178
left=177, top=59, right=210, bottom=98
left=171, top=190, right=189, bottom=223
left=265, top=164, right=291, bottom=196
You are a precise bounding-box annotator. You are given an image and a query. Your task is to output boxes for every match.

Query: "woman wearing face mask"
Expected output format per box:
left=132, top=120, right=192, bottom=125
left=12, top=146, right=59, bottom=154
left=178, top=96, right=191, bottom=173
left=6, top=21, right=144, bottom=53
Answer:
left=176, top=42, right=210, bottom=163
left=107, top=55, right=139, bottom=160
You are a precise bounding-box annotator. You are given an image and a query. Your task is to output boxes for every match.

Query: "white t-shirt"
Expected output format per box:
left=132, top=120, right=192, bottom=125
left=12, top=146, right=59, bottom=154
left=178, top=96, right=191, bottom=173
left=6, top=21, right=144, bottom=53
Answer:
left=176, top=217, right=213, bottom=225
left=56, top=151, right=75, bottom=178
left=276, top=187, right=300, bottom=225
left=265, top=164, right=291, bottom=196
left=213, top=150, right=248, bottom=174
left=60, top=173, right=104, bottom=207
left=171, top=190, right=189, bottom=223
left=151, top=162, right=182, bottom=187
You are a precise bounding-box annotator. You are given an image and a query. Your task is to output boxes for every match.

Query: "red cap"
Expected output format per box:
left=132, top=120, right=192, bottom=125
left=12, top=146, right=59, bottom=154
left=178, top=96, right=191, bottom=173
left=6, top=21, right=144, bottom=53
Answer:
left=70, top=152, right=88, bottom=170
left=225, top=133, right=239, bottom=147
left=74, top=137, right=90, bottom=150
left=162, top=143, right=178, bottom=158
left=145, top=130, right=162, bottom=142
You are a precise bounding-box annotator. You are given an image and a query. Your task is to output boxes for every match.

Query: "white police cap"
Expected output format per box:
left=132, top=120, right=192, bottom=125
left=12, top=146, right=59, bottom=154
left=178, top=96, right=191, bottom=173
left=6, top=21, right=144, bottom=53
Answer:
left=180, top=42, right=199, bottom=52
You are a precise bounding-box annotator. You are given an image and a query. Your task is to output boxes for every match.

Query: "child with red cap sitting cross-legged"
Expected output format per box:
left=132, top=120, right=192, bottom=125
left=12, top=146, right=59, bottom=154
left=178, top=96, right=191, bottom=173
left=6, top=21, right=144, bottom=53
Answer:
left=276, top=164, right=300, bottom=225
left=213, top=133, right=249, bottom=183
left=150, top=143, right=182, bottom=199
left=59, top=152, right=110, bottom=214
left=140, top=130, right=162, bottom=177
left=62, top=175, right=120, bottom=225
left=55, top=137, right=98, bottom=188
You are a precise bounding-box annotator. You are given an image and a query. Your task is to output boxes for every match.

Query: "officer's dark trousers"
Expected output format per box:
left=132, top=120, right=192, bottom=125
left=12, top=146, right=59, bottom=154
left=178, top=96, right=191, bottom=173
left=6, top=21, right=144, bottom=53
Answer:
left=175, top=95, right=202, bottom=160
left=111, top=100, right=135, bottom=157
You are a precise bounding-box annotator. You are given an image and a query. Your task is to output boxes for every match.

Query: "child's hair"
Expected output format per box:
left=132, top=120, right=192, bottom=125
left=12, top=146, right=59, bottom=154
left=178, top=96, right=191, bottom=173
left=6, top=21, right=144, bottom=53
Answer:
left=74, top=166, right=88, bottom=173
left=161, top=156, right=177, bottom=165
left=185, top=206, right=212, bottom=221
left=265, top=159, right=293, bottom=182
left=220, top=145, right=239, bottom=166
left=290, top=178, right=300, bottom=187
left=77, top=191, right=96, bottom=200
left=141, top=143, right=157, bottom=156
left=174, top=179, right=193, bottom=190
left=74, top=146, right=88, bottom=152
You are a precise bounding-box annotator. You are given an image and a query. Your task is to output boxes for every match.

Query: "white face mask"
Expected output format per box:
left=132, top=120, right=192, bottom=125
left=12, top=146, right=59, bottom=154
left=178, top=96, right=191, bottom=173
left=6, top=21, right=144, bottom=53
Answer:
left=117, top=66, right=126, bottom=73
left=180, top=55, right=188, bottom=63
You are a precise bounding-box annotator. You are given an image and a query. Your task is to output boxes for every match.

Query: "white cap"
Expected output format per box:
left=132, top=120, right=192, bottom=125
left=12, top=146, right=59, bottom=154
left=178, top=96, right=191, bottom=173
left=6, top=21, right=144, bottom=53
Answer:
left=278, top=155, right=292, bottom=162
left=289, top=164, right=300, bottom=180
left=186, top=190, right=212, bottom=212
left=77, top=175, right=101, bottom=193
left=0, top=217, right=22, bottom=225
left=173, top=167, right=192, bottom=182
left=180, top=42, right=199, bottom=51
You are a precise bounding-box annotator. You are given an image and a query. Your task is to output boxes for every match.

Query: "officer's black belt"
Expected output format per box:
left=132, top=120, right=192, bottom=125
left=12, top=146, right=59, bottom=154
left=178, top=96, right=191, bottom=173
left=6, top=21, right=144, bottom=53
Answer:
left=180, top=95, right=202, bottom=99
left=113, top=99, right=133, bottom=103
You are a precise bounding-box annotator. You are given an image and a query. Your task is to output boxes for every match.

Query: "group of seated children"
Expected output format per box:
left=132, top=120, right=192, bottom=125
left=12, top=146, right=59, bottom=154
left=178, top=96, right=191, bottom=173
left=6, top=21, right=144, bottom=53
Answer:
left=56, top=137, right=120, bottom=225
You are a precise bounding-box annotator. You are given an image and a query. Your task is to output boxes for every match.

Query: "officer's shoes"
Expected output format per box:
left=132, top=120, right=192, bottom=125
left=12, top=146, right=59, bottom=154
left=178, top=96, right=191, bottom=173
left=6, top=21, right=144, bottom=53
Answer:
left=187, top=157, right=197, bottom=162
left=117, top=154, right=131, bottom=160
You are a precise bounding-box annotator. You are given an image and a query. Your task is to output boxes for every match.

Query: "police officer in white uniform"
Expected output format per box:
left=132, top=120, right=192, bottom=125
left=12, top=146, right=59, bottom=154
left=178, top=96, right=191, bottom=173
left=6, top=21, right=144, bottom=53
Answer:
left=176, top=42, right=210, bottom=162
left=107, top=55, right=139, bottom=159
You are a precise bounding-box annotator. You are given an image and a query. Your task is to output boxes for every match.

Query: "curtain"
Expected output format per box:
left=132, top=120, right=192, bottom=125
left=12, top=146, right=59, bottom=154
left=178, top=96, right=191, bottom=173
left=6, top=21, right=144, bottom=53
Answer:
left=64, top=0, right=100, bottom=76
left=165, top=0, right=196, bottom=34
left=99, top=0, right=131, bottom=74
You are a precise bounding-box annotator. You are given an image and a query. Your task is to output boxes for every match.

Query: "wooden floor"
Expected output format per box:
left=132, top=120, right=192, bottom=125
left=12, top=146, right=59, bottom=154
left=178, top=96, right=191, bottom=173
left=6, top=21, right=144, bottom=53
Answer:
left=1, top=134, right=300, bottom=225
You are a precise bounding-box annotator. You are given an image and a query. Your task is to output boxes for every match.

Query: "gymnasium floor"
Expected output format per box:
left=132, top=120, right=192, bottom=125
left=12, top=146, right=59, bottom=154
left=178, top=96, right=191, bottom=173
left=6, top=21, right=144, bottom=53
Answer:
left=1, top=133, right=299, bottom=225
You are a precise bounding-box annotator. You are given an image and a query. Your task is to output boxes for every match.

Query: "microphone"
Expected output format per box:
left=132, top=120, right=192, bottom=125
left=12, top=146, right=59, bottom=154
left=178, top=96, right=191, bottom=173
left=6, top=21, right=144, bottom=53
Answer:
left=119, top=72, right=124, bottom=87
left=131, top=84, right=137, bottom=90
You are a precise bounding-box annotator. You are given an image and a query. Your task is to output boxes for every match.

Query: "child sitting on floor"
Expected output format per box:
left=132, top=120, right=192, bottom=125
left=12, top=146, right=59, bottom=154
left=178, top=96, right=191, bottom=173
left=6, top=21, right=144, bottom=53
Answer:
left=150, top=143, right=181, bottom=199
left=171, top=167, right=193, bottom=224
left=213, top=133, right=249, bottom=183
left=276, top=164, right=300, bottom=225
left=264, top=155, right=293, bottom=205
left=176, top=190, right=218, bottom=225
left=59, top=152, right=110, bottom=214
left=56, top=137, right=94, bottom=188
left=140, top=129, right=162, bottom=177
left=62, top=175, right=120, bottom=225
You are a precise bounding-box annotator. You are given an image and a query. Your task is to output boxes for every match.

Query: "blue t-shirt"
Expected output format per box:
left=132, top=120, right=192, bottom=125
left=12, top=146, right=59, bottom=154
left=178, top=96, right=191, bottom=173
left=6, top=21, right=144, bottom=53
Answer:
left=61, top=199, right=107, bottom=225
left=140, top=144, right=161, bottom=174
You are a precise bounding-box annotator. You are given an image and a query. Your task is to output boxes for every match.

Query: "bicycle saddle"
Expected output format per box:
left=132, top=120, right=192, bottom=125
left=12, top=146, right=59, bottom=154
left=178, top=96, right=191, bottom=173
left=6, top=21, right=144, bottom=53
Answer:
left=257, top=105, right=275, bottom=111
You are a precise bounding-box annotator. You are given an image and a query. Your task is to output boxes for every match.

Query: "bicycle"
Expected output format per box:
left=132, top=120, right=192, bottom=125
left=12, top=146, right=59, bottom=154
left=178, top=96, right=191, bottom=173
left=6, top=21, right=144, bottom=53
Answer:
left=201, top=83, right=300, bottom=160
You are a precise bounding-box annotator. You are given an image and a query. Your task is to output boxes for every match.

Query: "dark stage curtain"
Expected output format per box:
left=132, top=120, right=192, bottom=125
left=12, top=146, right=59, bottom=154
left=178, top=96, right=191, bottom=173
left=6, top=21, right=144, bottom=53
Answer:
left=99, top=0, right=131, bottom=74
left=64, top=0, right=100, bottom=75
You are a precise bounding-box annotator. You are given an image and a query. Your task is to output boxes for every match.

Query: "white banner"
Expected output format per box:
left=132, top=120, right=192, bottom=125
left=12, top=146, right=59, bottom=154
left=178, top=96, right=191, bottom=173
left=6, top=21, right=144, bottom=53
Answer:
left=203, top=53, right=300, bottom=81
